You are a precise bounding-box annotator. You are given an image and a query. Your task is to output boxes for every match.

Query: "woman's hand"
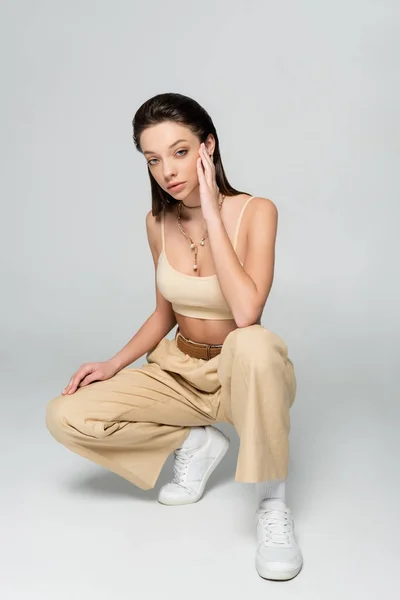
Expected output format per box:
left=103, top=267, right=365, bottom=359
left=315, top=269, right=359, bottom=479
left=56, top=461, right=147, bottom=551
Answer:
left=197, top=142, right=222, bottom=222
left=62, top=360, right=119, bottom=395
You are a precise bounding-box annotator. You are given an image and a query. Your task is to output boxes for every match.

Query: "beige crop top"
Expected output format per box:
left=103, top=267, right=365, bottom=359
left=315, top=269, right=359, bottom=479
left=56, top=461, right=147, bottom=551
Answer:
left=156, top=196, right=256, bottom=320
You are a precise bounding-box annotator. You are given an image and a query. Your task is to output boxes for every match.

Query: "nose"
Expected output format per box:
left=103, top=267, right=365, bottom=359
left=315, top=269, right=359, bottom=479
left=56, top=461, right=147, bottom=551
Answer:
left=162, top=159, right=177, bottom=180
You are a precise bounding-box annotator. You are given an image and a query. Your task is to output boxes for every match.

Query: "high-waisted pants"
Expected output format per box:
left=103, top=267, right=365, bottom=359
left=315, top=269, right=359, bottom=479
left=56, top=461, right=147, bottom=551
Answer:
left=45, top=324, right=297, bottom=491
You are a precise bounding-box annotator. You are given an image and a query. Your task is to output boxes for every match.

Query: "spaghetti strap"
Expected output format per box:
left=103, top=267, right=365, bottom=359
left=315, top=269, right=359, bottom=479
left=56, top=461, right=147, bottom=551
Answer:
left=233, top=196, right=256, bottom=251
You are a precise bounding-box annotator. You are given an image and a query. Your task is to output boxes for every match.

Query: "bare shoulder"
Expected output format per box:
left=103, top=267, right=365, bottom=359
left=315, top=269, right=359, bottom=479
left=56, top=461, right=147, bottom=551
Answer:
left=246, top=197, right=278, bottom=247
left=250, top=197, right=278, bottom=226
left=145, top=208, right=158, bottom=231
left=145, top=209, right=162, bottom=251
left=232, top=193, right=277, bottom=215
left=242, top=196, right=278, bottom=230
left=250, top=196, right=278, bottom=215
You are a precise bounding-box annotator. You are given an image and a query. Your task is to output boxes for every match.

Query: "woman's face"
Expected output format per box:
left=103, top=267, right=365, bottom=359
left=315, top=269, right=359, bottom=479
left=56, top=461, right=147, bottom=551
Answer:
left=140, top=121, right=214, bottom=198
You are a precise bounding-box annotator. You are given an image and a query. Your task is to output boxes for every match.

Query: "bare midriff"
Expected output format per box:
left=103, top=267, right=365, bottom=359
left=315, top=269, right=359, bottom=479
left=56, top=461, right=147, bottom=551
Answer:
left=175, top=314, right=239, bottom=345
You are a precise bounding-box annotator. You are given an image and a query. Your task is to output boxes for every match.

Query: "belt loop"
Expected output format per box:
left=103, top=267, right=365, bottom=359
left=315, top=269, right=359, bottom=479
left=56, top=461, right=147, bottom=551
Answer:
left=206, top=344, right=211, bottom=360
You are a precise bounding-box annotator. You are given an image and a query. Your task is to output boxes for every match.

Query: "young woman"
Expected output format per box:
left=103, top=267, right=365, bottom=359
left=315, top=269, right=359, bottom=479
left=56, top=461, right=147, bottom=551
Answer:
left=46, top=92, right=302, bottom=581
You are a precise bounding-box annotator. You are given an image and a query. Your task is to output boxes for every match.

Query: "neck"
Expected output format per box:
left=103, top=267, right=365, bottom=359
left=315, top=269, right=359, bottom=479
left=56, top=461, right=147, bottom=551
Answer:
left=175, top=189, right=224, bottom=221
left=180, top=200, right=202, bottom=209
left=179, top=185, right=201, bottom=206
left=176, top=203, right=203, bottom=223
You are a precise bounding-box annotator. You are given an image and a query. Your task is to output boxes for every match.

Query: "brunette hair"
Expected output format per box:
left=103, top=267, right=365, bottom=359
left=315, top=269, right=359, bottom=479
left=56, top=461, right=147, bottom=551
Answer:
left=132, top=92, right=248, bottom=216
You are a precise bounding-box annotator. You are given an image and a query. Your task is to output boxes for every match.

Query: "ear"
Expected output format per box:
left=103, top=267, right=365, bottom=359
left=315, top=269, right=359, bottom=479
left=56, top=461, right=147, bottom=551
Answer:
left=204, top=134, right=216, bottom=156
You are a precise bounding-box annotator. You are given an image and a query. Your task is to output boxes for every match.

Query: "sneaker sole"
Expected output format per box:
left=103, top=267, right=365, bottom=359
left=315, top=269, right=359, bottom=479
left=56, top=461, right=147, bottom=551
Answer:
left=256, top=559, right=303, bottom=581
left=158, top=432, right=230, bottom=506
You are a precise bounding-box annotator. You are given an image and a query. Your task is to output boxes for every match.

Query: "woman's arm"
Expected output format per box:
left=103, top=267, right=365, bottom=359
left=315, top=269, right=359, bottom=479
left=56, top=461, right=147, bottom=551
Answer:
left=108, top=210, right=177, bottom=371
left=108, top=311, right=175, bottom=371
left=206, top=197, right=278, bottom=328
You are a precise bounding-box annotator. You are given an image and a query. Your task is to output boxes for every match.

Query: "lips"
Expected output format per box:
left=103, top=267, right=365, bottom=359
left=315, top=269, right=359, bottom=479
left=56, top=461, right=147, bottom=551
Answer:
left=168, top=182, right=185, bottom=192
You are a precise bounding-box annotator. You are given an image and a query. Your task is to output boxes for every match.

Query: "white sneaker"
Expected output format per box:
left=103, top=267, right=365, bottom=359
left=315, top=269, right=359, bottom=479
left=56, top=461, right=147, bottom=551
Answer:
left=255, top=498, right=303, bottom=580
left=157, top=426, right=230, bottom=506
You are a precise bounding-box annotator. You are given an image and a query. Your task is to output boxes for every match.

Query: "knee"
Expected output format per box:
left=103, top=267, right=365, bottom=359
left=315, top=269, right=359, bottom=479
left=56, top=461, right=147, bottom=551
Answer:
left=227, top=325, right=288, bottom=366
left=45, top=394, right=73, bottom=443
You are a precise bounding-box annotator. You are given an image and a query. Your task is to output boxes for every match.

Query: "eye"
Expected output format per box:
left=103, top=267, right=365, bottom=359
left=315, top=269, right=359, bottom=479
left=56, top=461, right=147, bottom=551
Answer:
left=147, top=149, right=187, bottom=167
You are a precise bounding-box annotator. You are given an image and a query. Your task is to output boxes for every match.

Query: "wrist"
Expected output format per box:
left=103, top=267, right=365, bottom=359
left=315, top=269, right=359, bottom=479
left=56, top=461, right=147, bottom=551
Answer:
left=204, top=213, right=223, bottom=226
left=109, top=356, right=123, bottom=372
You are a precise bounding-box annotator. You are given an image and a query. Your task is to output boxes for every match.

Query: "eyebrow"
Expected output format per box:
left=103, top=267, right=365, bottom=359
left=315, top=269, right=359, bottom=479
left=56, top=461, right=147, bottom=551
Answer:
left=143, top=139, right=189, bottom=156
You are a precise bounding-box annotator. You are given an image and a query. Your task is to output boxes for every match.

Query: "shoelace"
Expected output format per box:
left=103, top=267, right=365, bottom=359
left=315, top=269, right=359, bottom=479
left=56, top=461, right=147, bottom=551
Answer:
left=256, top=507, right=293, bottom=547
left=171, top=447, right=196, bottom=494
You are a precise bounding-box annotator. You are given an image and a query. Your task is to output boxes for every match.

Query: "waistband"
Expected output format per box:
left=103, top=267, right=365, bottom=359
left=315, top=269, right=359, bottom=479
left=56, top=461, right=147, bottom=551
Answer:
left=175, top=328, right=222, bottom=360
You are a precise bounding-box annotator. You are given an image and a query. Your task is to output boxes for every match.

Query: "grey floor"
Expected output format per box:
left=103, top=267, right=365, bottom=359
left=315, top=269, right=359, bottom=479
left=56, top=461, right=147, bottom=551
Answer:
left=2, top=377, right=399, bottom=599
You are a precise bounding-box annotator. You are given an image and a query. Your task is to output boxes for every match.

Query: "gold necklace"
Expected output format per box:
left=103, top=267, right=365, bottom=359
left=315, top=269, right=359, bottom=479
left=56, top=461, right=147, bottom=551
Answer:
left=177, top=194, right=225, bottom=271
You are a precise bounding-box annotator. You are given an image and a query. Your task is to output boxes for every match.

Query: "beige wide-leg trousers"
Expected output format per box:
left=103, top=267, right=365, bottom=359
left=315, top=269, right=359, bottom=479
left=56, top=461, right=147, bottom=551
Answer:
left=46, top=325, right=297, bottom=491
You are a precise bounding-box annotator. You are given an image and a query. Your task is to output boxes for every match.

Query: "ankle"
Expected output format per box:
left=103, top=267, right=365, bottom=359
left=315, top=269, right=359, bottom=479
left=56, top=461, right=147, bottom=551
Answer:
left=180, top=426, right=207, bottom=450
left=256, top=479, right=286, bottom=505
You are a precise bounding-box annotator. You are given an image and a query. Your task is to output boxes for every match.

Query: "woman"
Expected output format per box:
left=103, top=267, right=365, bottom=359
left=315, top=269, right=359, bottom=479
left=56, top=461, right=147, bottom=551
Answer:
left=46, top=92, right=302, bottom=581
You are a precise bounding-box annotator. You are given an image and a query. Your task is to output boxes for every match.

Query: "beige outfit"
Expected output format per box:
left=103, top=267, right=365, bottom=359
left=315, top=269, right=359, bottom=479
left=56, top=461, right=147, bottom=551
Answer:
left=156, top=196, right=256, bottom=320
left=46, top=325, right=297, bottom=490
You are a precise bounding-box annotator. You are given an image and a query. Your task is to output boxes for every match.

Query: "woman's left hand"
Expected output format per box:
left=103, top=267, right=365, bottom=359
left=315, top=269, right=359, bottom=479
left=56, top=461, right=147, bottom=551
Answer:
left=197, top=142, right=222, bottom=222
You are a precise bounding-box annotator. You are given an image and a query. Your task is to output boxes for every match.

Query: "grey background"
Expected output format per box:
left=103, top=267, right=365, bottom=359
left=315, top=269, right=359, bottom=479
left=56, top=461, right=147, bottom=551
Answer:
left=1, top=0, right=399, bottom=598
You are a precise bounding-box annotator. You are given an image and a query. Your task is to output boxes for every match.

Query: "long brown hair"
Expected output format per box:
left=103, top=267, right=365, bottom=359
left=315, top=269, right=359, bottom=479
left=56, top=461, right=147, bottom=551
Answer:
left=132, top=93, right=248, bottom=217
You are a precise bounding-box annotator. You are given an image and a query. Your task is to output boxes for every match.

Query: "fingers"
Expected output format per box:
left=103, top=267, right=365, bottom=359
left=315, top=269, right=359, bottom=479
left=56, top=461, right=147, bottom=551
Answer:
left=196, top=156, right=205, bottom=180
left=199, top=143, right=212, bottom=167
left=79, top=372, right=98, bottom=387
left=62, top=365, right=92, bottom=395
left=198, top=144, right=214, bottom=186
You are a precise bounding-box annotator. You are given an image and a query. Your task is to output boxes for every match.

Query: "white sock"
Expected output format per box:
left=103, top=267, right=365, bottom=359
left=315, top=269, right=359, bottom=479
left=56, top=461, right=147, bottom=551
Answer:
left=256, top=479, right=286, bottom=505
left=180, top=426, right=207, bottom=450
